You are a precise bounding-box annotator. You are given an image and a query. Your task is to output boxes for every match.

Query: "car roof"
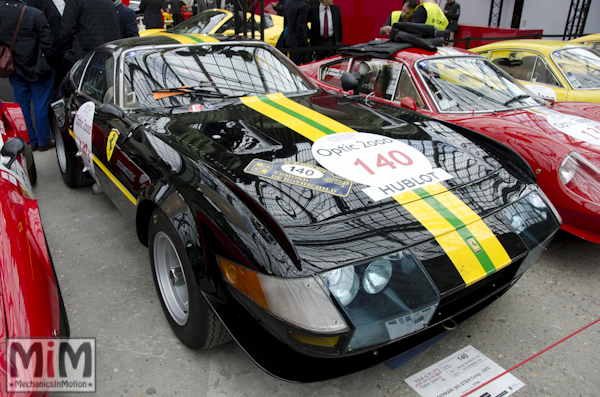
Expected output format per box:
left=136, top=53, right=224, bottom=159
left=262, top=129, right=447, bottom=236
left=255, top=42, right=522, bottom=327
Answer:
left=393, top=46, right=481, bottom=63
left=569, top=33, right=600, bottom=43
left=105, top=33, right=259, bottom=52
left=472, top=39, right=588, bottom=54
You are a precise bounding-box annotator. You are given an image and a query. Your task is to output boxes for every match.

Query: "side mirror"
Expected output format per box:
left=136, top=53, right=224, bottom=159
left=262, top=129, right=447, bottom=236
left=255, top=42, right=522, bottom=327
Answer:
left=400, top=97, right=418, bottom=111
left=97, top=103, right=125, bottom=120
left=1, top=137, right=27, bottom=169
left=341, top=72, right=358, bottom=94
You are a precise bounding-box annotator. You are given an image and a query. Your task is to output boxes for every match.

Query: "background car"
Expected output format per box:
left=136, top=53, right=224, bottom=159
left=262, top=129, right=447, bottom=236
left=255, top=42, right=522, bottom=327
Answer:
left=300, top=43, right=600, bottom=244
left=471, top=40, right=600, bottom=103
left=0, top=101, right=69, bottom=394
left=568, top=33, right=600, bottom=50
left=139, top=8, right=284, bottom=46
left=51, top=35, right=560, bottom=382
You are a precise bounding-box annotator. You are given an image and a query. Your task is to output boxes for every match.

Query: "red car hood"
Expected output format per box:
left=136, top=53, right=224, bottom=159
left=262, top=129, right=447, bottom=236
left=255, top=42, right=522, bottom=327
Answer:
left=446, top=105, right=600, bottom=167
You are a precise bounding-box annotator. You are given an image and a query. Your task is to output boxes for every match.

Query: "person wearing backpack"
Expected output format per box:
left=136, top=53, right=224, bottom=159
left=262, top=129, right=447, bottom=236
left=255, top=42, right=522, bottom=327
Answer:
left=0, top=0, right=56, bottom=151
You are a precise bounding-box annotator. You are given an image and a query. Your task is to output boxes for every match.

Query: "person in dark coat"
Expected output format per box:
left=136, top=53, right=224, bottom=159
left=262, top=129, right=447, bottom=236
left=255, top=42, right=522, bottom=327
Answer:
left=140, top=0, right=166, bottom=29
left=283, top=0, right=308, bottom=65
left=169, top=0, right=181, bottom=25
left=0, top=0, right=56, bottom=151
left=114, top=0, right=139, bottom=37
left=308, top=0, right=342, bottom=61
left=60, top=0, right=121, bottom=68
left=443, top=0, right=460, bottom=43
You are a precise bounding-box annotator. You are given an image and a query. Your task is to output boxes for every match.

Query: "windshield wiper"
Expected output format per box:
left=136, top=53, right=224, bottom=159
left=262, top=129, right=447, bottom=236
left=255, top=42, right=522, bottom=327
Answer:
left=152, top=86, right=231, bottom=100
left=503, top=94, right=531, bottom=106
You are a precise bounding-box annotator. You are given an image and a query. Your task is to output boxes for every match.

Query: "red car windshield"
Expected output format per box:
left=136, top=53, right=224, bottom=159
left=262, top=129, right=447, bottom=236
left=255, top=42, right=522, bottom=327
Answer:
left=416, top=57, right=544, bottom=112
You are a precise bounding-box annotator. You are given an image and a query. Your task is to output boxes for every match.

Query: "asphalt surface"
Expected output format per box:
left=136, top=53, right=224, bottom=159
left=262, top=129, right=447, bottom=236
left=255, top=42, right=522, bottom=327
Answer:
left=2, top=80, right=600, bottom=397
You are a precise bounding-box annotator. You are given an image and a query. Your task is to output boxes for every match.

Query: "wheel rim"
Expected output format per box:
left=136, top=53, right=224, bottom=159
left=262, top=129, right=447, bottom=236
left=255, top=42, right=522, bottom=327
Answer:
left=55, top=126, right=67, bottom=174
left=154, top=231, right=189, bottom=325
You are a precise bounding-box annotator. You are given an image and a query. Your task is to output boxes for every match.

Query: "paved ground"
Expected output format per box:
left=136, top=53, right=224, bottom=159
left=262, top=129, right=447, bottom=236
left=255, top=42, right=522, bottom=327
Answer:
left=3, top=82, right=600, bottom=397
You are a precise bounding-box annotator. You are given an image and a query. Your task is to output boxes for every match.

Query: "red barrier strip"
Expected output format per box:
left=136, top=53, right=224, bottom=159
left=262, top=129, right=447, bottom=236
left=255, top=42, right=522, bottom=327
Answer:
left=460, top=318, right=600, bottom=397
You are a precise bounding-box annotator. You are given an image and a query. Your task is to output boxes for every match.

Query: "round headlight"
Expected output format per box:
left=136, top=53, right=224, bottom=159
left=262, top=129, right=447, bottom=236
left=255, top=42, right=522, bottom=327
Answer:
left=363, top=258, right=393, bottom=294
left=323, top=267, right=359, bottom=306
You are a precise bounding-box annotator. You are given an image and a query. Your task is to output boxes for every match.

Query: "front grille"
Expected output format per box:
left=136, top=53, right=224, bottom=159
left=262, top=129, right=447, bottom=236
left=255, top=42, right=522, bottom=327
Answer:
left=430, top=258, right=522, bottom=325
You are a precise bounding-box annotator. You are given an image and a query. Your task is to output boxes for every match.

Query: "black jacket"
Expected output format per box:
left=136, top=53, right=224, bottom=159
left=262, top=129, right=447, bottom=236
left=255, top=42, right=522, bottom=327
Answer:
left=444, top=1, right=460, bottom=31
left=307, top=3, right=342, bottom=45
left=25, top=0, right=62, bottom=63
left=0, top=0, right=55, bottom=80
left=284, top=0, right=308, bottom=48
left=115, top=2, right=139, bottom=38
left=140, top=0, right=166, bottom=29
left=60, top=0, right=121, bottom=64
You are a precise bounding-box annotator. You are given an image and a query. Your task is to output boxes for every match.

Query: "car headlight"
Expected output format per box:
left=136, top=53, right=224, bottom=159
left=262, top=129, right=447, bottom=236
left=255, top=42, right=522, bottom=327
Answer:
left=218, top=256, right=348, bottom=333
left=321, top=250, right=440, bottom=351
left=502, top=189, right=561, bottom=277
left=322, top=266, right=359, bottom=306
left=363, top=258, right=392, bottom=294
left=559, top=152, right=600, bottom=204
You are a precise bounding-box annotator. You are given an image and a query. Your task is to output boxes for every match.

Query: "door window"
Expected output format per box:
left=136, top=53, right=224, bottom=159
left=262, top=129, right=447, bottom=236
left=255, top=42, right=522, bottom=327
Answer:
left=81, top=52, right=115, bottom=103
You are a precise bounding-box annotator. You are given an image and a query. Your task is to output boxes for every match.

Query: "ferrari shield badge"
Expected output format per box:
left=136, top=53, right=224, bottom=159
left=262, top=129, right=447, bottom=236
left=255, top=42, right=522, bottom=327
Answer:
left=107, top=129, right=119, bottom=161
left=467, top=238, right=482, bottom=253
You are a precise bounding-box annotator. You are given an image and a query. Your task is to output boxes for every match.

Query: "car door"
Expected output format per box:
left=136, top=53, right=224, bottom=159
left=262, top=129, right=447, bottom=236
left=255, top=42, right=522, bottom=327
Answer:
left=74, top=50, right=150, bottom=220
left=487, top=49, right=569, bottom=102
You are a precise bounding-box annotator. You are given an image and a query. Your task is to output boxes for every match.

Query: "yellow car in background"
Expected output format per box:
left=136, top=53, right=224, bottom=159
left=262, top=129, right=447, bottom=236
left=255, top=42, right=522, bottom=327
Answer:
left=140, top=9, right=284, bottom=47
left=569, top=33, right=600, bottom=50
left=472, top=40, right=600, bottom=103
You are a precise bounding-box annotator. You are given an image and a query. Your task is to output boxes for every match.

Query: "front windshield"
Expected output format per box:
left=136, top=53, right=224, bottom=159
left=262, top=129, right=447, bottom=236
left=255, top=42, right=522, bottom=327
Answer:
left=170, top=10, right=229, bottom=34
left=416, top=57, right=543, bottom=112
left=551, top=47, right=600, bottom=89
left=121, top=44, right=312, bottom=109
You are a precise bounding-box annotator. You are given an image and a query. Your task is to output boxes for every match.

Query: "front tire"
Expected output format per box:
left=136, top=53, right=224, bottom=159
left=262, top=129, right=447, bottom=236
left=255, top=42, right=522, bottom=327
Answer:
left=54, top=119, right=93, bottom=188
left=148, top=208, right=231, bottom=350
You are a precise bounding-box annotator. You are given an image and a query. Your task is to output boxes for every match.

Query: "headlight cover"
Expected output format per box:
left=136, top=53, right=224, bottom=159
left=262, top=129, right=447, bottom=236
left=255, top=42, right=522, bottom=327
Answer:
left=559, top=152, right=600, bottom=204
left=502, top=189, right=561, bottom=277
left=321, top=250, right=440, bottom=352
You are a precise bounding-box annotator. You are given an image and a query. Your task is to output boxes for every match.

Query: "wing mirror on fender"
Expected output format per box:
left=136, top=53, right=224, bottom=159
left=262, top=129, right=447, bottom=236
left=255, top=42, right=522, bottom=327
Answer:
left=97, top=103, right=125, bottom=120
left=400, top=97, right=417, bottom=111
left=340, top=72, right=358, bottom=94
left=1, top=137, right=27, bottom=169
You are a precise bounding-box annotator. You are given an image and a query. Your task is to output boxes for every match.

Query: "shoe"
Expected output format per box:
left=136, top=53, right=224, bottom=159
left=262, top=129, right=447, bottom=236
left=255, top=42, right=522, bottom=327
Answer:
left=30, top=144, right=38, bottom=151
left=38, top=140, right=55, bottom=152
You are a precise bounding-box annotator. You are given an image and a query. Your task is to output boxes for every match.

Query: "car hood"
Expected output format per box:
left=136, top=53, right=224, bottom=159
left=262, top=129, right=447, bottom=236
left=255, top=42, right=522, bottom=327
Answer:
left=131, top=92, right=534, bottom=289
left=460, top=103, right=600, bottom=166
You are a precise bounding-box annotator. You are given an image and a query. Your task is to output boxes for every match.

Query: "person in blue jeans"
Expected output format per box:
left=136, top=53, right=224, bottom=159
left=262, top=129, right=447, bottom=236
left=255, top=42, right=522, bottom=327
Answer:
left=0, top=0, right=56, bottom=151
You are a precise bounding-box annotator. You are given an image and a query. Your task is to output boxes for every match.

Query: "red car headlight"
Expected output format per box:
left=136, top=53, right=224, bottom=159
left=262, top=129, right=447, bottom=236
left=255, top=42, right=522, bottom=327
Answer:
left=559, top=152, right=600, bottom=204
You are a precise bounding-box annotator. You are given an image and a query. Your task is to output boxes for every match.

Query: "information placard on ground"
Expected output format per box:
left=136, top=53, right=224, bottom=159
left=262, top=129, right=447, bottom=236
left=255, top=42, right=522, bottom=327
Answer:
left=404, top=345, right=525, bottom=397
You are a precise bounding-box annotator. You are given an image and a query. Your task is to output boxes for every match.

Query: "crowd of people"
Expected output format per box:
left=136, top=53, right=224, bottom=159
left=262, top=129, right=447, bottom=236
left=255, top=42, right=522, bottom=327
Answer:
left=0, top=0, right=459, bottom=152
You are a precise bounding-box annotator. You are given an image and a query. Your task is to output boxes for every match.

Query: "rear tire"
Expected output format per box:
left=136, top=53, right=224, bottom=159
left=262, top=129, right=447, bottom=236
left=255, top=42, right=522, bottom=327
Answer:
left=54, top=119, right=93, bottom=188
left=24, top=145, right=37, bottom=185
left=148, top=208, right=231, bottom=350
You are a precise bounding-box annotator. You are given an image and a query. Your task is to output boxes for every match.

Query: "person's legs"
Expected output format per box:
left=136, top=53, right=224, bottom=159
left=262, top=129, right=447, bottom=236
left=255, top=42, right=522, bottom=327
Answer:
left=9, top=74, right=37, bottom=147
left=30, top=72, right=55, bottom=149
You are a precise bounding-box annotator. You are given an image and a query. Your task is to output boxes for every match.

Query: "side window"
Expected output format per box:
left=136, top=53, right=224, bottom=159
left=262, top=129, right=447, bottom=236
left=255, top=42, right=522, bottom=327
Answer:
left=394, top=67, right=425, bottom=108
left=81, top=52, right=115, bottom=103
left=319, top=59, right=351, bottom=88
left=70, top=54, right=92, bottom=90
left=350, top=59, right=399, bottom=101
left=532, top=57, right=561, bottom=86
left=490, top=50, right=537, bottom=81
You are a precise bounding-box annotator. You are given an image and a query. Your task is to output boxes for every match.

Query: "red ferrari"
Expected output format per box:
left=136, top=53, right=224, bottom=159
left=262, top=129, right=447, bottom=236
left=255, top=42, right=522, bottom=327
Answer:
left=300, top=44, right=600, bottom=244
left=0, top=101, right=69, bottom=395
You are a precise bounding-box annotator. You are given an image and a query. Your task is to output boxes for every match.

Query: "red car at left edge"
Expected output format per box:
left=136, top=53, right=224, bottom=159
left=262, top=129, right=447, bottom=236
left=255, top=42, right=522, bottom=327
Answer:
left=0, top=101, right=69, bottom=396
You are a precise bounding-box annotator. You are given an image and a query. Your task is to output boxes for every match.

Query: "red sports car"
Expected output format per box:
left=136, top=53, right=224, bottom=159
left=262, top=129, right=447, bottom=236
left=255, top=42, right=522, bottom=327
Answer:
left=300, top=44, right=600, bottom=244
left=0, top=101, right=69, bottom=395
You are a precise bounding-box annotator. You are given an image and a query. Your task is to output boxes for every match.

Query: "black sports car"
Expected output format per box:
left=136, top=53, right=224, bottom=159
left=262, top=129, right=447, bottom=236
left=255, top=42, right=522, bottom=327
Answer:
left=52, top=34, right=561, bottom=382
